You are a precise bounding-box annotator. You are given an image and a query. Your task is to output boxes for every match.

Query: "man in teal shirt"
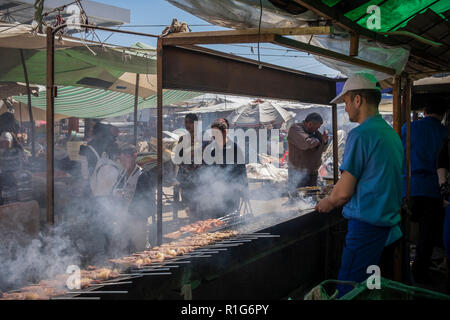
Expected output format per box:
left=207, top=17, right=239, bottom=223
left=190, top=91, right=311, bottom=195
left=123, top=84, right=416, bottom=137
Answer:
left=316, top=73, right=404, bottom=297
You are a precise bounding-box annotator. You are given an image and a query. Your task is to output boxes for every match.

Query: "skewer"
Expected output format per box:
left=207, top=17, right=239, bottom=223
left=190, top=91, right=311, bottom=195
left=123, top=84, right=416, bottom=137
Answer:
left=51, top=297, right=101, bottom=300
left=88, top=281, right=133, bottom=286
left=66, top=290, right=128, bottom=294
left=123, top=272, right=171, bottom=276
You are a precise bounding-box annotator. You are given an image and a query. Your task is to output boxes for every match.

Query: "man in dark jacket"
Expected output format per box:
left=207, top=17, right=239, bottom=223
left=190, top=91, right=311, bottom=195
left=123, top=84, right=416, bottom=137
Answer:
left=402, top=104, right=447, bottom=284
left=287, top=113, right=328, bottom=196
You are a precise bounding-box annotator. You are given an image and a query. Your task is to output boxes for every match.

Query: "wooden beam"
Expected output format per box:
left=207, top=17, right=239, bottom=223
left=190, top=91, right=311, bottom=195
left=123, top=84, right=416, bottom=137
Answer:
left=164, top=26, right=332, bottom=38
left=156, top=38, right=163, bottom=246
left=272, top=35, right=396, bottom=75
left=404, top=77, right=412, bottom=202
left=349, top=33, right=359, bottom=57
left=162, top=26, right=332, bottom=46
left=332, top=104, right=339, bottom=184
left=46, top=27, right=55, bottom=226
left=163, top=33, right=276, bottom=46
left=392, top=76, right=402, bottom=135
left=133, top=73, right=140, bottom=146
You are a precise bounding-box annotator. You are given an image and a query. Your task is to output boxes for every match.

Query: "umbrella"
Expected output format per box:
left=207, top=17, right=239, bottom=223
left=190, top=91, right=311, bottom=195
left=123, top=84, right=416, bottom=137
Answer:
left=226, top=100, right=293, bottom=128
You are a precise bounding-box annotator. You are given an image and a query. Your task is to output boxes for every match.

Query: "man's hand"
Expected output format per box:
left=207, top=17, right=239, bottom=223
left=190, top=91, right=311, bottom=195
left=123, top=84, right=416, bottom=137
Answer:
left=315, top=171, right=357, bottom=213
left=316, top=197, right=334, bottom=213
left=322, top=130, right=329, bottom=144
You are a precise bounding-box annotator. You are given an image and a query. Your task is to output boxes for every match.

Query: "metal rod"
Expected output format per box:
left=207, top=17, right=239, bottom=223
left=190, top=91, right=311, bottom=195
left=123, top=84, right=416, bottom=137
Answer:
left=45, top=26, right=55, bottom=225
left=156, top=38, right=163, bottom=245
left=332, top=103, right=339, bottom=183
left=122, top=272, right=171, bottom=276
left=51, top=297, right=100, bottom=300
left=133, top=73, right=139, bottom=146
left=66, top=291, right=128, bottom=294
left=19, top=49, right=35, bottom=158
left=18, top=101, right=22, bottom=129
left=89, top=281, right=133, bottom=286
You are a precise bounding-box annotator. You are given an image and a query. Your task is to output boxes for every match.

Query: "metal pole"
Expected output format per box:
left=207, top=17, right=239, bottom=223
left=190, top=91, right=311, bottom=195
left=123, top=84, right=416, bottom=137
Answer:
left=19, top=102, right=23, bottom=129
left=156, top=38, right=163, bottom=245
left=19, top=49, right=35, bottom=158
left=332, top=103, right=338, bottom=184
left=46, top=27, right=55, bottom=225
left=133, top=73, right=140, bottom=146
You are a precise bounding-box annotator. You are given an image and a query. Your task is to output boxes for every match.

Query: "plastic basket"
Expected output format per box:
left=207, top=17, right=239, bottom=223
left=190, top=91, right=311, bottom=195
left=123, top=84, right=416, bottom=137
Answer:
left=305, top=278, right=450, bottom=300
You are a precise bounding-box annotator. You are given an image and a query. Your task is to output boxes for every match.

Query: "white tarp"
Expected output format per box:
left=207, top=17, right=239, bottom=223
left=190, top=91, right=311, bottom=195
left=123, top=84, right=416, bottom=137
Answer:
left=167, top=0, right=410, bottom=79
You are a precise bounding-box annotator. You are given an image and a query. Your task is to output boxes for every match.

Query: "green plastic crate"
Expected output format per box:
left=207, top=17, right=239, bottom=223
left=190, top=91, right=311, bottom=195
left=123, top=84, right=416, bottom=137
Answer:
left=304, top=278, right=450, bottom=300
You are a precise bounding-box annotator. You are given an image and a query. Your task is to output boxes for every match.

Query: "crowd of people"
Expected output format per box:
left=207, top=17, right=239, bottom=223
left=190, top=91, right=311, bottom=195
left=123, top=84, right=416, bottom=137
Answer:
left=0, top=72, right=448, bottom=295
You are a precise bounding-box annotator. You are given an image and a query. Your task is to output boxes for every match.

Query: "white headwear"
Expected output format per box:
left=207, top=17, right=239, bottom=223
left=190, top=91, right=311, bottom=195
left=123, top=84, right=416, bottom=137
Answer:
left=331, top=73, right=380, bottom=104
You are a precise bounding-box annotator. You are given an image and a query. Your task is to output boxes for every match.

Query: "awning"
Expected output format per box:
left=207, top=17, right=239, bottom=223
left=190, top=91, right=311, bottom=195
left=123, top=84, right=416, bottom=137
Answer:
left=13, top=86, right=201, bottom=119
left=0, top=24, right=158, bottom=98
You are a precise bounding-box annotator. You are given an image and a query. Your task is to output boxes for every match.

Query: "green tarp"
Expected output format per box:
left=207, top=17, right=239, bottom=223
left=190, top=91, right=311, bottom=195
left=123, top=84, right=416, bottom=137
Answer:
left=0, top=45, right=155, bottom=89
left=323, top=0, right=450, bottom=32
left=13, top=86, right=200, bottom=119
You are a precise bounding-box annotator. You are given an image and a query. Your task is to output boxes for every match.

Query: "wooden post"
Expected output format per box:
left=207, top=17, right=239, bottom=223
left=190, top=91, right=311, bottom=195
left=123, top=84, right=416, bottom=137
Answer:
left=404, top=77, right=412, bottom=203
left=19, top=49, right=35, bottom=158
left=349, top=33, right=359, bottom=57
left=133, top=73, right=140, bottom=146
left=392, top=76, right=402, bottom=135
left=46, top=27, right=55, bottom=226
left=156, top=38, right=163, bottom=246
left=332, top=103, right=339, bottom=183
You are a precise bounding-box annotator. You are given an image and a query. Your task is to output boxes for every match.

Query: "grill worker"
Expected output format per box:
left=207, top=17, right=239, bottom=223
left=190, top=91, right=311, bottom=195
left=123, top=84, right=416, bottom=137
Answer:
left=112, top=144, right=155, bottom=251
left=287, top=112, right=328, bottom=195
left=404, top=104, right=447, bottom=284
left=315, top=73, right=404, bottom=297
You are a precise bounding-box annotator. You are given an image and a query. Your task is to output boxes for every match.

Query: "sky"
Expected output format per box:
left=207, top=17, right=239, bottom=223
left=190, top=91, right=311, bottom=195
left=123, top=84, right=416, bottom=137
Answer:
left=87, top=0, right=340, bottom=77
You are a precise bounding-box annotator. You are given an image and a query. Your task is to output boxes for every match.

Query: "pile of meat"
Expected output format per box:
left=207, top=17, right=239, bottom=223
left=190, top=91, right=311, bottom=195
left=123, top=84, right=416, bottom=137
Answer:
left=110, top=230, right=237, bottom=269
left=0, top=267, right=120, bottom=300
left=165, top=219, right=226, bottom=239
left=0, top=229, right=237, bottom=300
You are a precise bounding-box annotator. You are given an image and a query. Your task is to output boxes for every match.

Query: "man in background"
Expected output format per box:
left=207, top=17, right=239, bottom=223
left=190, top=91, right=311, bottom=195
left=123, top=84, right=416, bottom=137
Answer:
left=403, top=104, right=447, bottom=284
left=287, top=112, right=328, bottom=197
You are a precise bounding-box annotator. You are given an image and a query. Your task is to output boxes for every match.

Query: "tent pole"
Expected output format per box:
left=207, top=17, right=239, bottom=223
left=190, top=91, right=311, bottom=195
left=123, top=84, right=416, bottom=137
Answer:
left=19, top=102, right=23, bottom=130
left=332, top=103, right=338, bottom=184
left=46, top=27, right=55, bottom=226
left=134, top=73, right=140, bottom=146
left=156, top=38, right=163, bottom=246
left=19, top=49, right=35, bottom=158
left=393, top=76, right=402, bottom=135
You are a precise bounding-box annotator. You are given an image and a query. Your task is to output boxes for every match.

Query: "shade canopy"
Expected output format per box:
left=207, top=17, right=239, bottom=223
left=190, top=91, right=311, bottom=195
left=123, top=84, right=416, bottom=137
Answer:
left=13, top=86, right=201, bottom=119
left=226, top=101, right=293, bottom=127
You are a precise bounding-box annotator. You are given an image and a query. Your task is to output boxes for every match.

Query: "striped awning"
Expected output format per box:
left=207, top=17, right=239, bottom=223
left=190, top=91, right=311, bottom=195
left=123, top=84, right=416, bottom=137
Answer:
left=13, top=86, right=201, bottom=119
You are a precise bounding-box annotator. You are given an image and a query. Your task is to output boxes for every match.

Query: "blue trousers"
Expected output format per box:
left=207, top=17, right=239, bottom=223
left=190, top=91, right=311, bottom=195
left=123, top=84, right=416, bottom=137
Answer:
left=337, top=219, right=391, bottom=298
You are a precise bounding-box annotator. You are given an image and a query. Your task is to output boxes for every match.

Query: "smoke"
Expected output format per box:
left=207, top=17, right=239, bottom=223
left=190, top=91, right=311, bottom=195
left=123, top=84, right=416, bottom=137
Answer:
left=0, top=219, right=80, bottom=291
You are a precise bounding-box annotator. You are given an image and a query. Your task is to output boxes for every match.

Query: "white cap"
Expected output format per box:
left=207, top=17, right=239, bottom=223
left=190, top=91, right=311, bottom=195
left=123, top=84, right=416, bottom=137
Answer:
left=0, top=131, right=13, bottom=143
left=330, top=72, right=380, bottom=104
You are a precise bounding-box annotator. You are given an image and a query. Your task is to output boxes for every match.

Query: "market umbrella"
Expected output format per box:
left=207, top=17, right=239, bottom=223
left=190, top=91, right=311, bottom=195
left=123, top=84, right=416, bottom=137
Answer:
left=226, top=100, right=293, bottom=128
